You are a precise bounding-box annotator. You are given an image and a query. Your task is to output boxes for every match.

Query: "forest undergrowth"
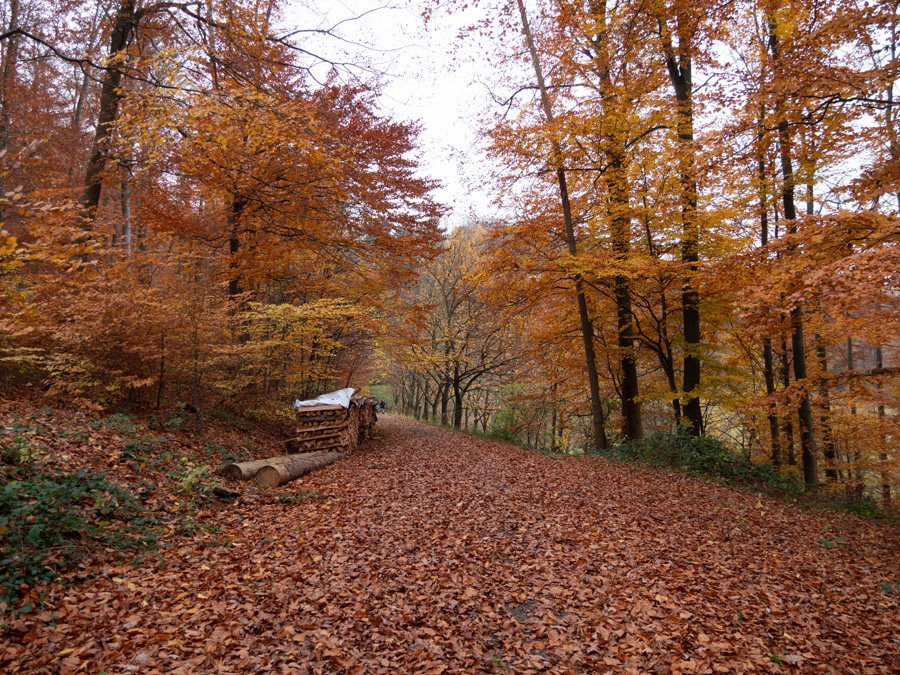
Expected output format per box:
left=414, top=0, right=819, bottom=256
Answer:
left=0, top=396, right=898, bottom=674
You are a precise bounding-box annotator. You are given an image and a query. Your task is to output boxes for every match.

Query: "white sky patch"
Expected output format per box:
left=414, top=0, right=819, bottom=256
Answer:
left=282, top=0, right=504, bottom=221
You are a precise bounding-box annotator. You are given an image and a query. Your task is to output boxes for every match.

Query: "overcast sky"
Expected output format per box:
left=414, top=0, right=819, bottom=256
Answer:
left=284, top=0, right=508, bottom=223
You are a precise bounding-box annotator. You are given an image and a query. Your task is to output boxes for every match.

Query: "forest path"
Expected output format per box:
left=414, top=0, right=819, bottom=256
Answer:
left=4, top=414, right=899, bottom=674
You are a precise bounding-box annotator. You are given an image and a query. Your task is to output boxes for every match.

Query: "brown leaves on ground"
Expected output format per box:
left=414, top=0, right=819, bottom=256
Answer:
left=2, top=413, right=899, bottom=674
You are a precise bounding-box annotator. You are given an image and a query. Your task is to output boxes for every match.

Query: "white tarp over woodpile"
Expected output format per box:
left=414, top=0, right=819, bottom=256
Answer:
left=293, top=387, right=356, bottom=409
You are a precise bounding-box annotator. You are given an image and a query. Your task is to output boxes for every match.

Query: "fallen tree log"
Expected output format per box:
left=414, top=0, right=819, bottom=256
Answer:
left=256, top=451, right=344, bottom=487
left=222, top=452, right=328, bottom=481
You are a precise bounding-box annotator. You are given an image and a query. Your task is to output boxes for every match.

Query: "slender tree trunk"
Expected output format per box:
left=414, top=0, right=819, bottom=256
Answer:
left=440, top=379, right=450, bottom=426
left=642, top=219, right=682, bottom=424
left=452, top=366, right=463, bottom=429
left=769, top=13, right=817, bottom=486
left=550, top=381, right=558, bottom=450
left=846, top=338, right=863, bottom=499
left=779, top=334, right=796, bottom=466
left=591, top=0, right=642, bottom=440
left=658, top=10, right=702, bottom=434
left=788, top=256, right=817, bottom=484
left=516, top=0, right=608, bottom=449
left=400, top=376, right=409, bottom=416
left=413, top=377, right=422, bottom=420
left=72, top=67, right=92, bottom=131
left=758, top=108, right=781, bottom=465
left=814, top=335, right=837, bottom=482
left=763, top=337, right=781, bottom=465
left=887, top=18, right=900, bottom=211
left=0, top=0, right=20, bottom=155
left=121, top=176, right=132, bottom=254
left=71, top=3, right=103, bottom=133
left=80, top=0, right=142, bottom=229
left=156, top=330, right=165, bottom=409
left=227, top=197, right=247, bottom=299
left=660, top=295, right=683, bottom=425
left=875, top=346, right=892, bottom=507
left=431, top=382, right=441, bottom=423
left=192, top=316, right=201, bottom=411
left=805, top=169, right=838, bottom=482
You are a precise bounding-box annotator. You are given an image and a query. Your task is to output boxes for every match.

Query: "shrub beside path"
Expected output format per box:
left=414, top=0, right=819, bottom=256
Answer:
left=2, top=414, right=899, bottom=674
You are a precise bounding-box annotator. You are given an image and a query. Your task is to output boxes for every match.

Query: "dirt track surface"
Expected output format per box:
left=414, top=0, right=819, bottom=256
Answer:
left=3, top=414, right=899, bottom=674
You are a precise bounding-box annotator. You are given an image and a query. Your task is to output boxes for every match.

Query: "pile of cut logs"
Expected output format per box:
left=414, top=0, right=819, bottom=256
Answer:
left=221, top=394, right=379, bottom=487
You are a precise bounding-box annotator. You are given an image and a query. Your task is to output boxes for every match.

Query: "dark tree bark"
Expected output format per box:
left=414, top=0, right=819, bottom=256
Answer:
left=591, top=0, right=642, bottom=441
left=453, top=364, right=464, bottom=429
left=768, top=12, right=817, bottom=486
left=0, top=0, right=20, bottom=154
left=440, top=377, right=450, bottom=426
left=658, top=7, right=703, bottom=435
left=517, top=0, right=608, bottom=449
left=80, top=0, right=143, bottom=229
left=757, top=108, right=781, bottom=466
left=779, top=335, right=796, bottom=466
left=814, top=335, right=837, bottom=482
left=846, top=338, right=864, bottom=499
left=875, top=346, right=892, bottom=507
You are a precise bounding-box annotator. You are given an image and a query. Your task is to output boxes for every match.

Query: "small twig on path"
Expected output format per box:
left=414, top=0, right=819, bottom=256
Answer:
left=646, top=514, right=714, bottom=522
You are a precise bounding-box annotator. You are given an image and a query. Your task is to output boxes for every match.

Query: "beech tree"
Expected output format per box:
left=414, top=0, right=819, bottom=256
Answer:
left=0, top=0, right=442, bottom=410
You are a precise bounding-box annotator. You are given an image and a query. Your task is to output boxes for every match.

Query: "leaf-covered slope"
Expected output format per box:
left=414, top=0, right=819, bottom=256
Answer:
left=3, top=415, right=899, bottom=674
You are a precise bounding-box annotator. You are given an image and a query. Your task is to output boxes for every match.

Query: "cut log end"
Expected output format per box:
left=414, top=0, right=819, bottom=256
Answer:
left=256, top=463, right=291, bottom=488
left=255, top=451, right=344, bottom=487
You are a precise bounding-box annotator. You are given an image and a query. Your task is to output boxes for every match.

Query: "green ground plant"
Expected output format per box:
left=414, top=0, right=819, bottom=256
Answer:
left=0, top=469, right=156, bottom=607
left=612, top=426, right=801, bottom=492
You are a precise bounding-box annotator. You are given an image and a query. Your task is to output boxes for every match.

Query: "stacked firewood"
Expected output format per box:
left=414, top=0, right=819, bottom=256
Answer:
left=220, top=394, right=379, bottom=487
left=286, top=395, right=377, bottom=455
left=285, top=404, right=352, bottom=454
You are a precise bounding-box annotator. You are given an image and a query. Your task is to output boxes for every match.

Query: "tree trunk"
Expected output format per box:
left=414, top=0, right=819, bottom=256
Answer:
left=758, top=107, right=781, bottom=466
left=591, top=0, right=642, bottom=441
left=516, top=0, right=608, bottom=449
left=0, top=0, right=20, bottom=155
left=440, top=378, right=450, bottom=426
left=413, top=376, right=422, bottom=420
left=551, top=382, right=558, bottom=450
left=430, top=380, right=441, bottom=423
left=121, top=174, right=132, bottom=253
left=845, top=338, right=864, bottom=499
left=255, top=452, right=344, bottom=488
left=80, top=0, right=141, bottom=229
left=875, top=346, right=892, bottom=507
left=642, top=216, right=682, bottom=425
left=658, top=9, right=702, bottom=435
left=223, top=453, right=313, bottom=481
left=452, top=366, right=464, bottom=429
left=815, top=335, right=838, bottom=483
left=769, top=12, right=816, bottom=486
left=814, top=335, right=837, bottom=482
left=71, top=3, right=103, bottom=133
left=779, top=334, right=796, bottom=466
left=228, top=197, right=247, bottom=299
left=887, top=16, right=900, bottom=211
left=789, top=278, right=816, bottom=485
left=807, top=172, right=836, bottom=483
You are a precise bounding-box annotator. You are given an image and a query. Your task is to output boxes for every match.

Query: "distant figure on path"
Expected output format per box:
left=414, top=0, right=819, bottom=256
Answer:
left=379, top=400, right=386, bottom=413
